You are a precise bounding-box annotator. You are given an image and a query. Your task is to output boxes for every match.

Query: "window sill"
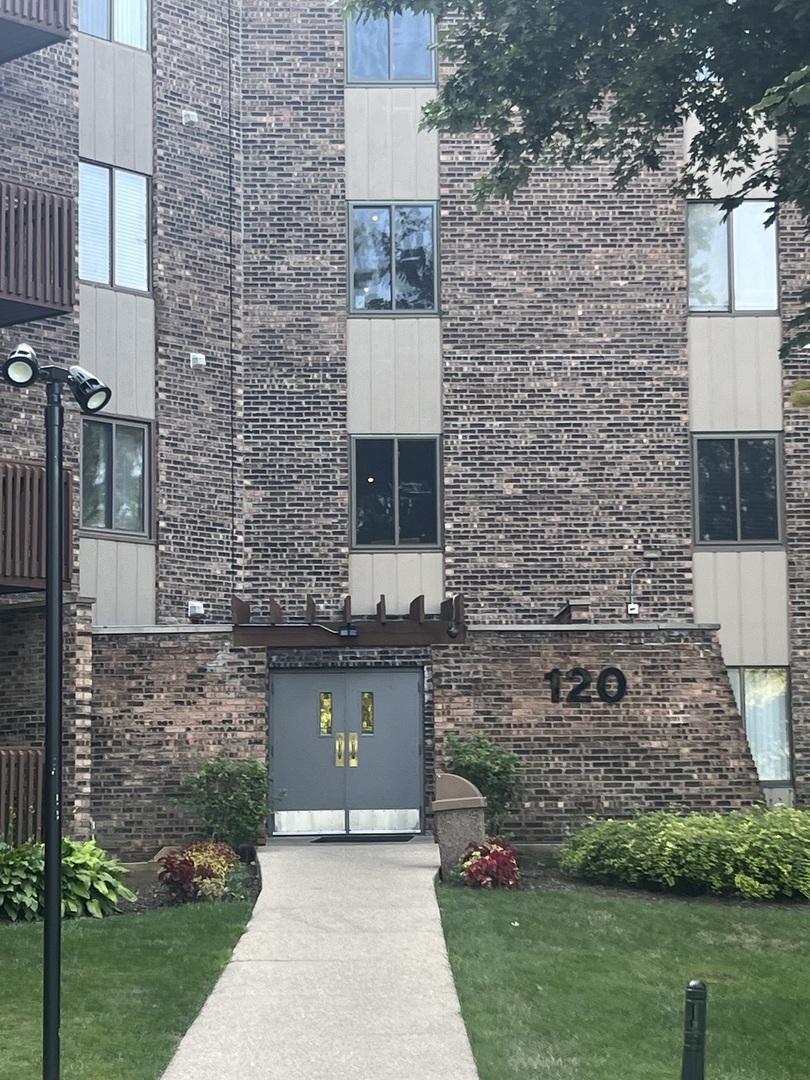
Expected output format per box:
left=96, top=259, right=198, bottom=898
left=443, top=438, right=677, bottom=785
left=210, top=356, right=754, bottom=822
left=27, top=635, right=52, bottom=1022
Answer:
left=348, top=310, right=440, bottom=318
left=692, top=542, right=784, bottom=552
left=78, top=530, right=155, bottom=545
left=687, top=309, right=780, bottom=317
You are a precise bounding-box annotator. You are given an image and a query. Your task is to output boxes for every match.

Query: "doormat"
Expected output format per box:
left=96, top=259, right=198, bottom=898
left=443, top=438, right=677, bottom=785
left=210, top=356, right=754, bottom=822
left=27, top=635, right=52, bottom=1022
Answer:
left=311, top=834, right=414, bottom=844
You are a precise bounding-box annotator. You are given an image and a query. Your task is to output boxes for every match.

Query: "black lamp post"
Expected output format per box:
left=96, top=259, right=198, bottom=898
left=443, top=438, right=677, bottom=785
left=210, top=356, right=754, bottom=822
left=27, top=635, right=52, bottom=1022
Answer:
left=2, top=344, right=111, bottom=1080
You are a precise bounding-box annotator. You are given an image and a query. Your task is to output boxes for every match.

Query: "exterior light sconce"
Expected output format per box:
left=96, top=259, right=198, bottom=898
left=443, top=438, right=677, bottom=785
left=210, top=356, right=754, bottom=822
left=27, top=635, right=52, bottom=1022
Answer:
left=338, top=623, right=359, bottom=639
left=2, top=345, right=112, bottom=414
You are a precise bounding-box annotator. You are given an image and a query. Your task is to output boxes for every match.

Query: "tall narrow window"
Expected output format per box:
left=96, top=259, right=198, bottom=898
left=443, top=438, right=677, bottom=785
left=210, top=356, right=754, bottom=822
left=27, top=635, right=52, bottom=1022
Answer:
left=353, top=437, right=440, bottom=548
left=80, top=0, right=148, bottom=49
left=347, top=11, right=434, bottom=83
left=350, top=204, right=436, bottom=312
left=81, top=418, right=147, bottom=534
left=728, top=668, right=791, bottom=783
left=694, top=435, right=780, bottom=543
left=687, top=201, right=778, bottom=312
left=79, top=163, right=149, bottom=291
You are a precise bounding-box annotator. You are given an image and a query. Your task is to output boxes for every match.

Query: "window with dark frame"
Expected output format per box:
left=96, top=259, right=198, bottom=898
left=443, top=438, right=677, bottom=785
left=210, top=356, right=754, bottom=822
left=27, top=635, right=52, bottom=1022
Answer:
left=81, top=418, right=148, bottom=535
left=347, top=11, right=435, bottom=83
left=687, top=201, right=778, bottom=312
left=351, top=204, right=436, bottom=312
left=727, top=667, right=791, bottom=783
left=694, top=435, right=780, bottom=544
left=79, top=0, right=149, bottom=49
left=353, top=437, right=440, bottom=548
left=79, top=162, right=150, bottom=292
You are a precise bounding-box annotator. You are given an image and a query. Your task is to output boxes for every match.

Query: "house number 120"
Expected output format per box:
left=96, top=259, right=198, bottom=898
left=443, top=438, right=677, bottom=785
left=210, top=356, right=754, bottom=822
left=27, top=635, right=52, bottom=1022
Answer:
left=543, top=667, right=627, bottom=704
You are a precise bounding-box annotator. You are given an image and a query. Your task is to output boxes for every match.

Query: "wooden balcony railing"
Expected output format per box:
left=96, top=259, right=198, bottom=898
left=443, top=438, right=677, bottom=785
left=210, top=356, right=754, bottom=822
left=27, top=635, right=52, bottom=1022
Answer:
left=0, top=748, right=44, bottom=844
left=0, top=459, right=72, bottom=591
left=0, top=0, right=70, bottom=64
left=0, top=179, right=74, bottom=328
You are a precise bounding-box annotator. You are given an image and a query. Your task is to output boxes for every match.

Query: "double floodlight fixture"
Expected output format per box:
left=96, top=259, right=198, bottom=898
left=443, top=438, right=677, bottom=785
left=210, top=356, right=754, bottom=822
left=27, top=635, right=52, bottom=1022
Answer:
left=2, top=344, right=112, bottom=414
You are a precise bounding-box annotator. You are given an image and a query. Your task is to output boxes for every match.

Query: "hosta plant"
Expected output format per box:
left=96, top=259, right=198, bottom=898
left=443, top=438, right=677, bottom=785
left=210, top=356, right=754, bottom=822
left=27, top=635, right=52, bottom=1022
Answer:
left=0, top=839, right=135, bottom=922
left=461, top=838, right=521, bottom=889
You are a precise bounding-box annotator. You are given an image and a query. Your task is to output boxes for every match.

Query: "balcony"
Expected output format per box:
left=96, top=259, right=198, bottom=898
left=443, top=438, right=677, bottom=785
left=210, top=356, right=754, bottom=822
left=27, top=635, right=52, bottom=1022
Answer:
left=0, top=459, right=72, bottom=591
left=0, top=0, right=70, bottom=64
left=0, top=179, right=74, bottom=327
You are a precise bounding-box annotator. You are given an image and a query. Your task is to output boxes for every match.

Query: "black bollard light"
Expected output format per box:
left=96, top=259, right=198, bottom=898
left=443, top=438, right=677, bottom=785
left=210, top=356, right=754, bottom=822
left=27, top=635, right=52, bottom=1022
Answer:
left=680, top=979, right=707, bottom=1080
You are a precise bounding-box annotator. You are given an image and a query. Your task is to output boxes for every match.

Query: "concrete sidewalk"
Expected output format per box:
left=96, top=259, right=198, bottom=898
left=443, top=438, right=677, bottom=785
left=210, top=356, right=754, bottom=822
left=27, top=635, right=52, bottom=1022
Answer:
left=160, top=837, right=480, bottom=1080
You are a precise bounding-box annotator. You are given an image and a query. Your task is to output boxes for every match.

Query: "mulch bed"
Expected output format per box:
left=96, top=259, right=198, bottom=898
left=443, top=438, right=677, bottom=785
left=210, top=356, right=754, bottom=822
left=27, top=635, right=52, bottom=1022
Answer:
left=117, top=861, right=261, bottom=915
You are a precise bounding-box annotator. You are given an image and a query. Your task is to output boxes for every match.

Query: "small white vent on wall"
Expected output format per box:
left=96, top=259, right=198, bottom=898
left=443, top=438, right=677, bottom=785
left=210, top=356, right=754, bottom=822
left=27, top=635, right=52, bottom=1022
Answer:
left=189, top=352, right=206, bottom=369
left=182, top=109, right=199, bottom=126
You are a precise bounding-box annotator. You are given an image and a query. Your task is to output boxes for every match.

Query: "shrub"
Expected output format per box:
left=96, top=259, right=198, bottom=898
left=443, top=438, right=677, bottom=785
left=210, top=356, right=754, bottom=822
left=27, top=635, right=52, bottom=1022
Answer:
left=445, top=734, right=523, bottom=835
left=185, top=754, right=269, bottom=852
left=461, top=838, right=521, bottom=889
left=0, top=839, right=135, bottom=922
left=559, top=808, right=810, bottom=901
left=158, top=841, right=240, bottom=903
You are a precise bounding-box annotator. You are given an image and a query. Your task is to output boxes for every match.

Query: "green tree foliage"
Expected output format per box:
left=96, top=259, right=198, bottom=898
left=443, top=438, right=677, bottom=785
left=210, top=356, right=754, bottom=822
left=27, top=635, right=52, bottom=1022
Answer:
left=348, top=0, right=810, bottom=347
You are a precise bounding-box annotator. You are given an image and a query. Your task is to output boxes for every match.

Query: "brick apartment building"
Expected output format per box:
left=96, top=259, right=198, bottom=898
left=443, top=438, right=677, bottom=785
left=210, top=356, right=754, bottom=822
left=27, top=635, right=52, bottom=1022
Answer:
left=0, top=1, right=806, bottom=856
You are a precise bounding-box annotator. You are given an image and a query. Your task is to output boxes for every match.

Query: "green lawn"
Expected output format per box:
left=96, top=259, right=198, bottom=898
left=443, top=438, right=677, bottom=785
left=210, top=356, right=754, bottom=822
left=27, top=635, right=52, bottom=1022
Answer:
left=0, top=903, right=252, bottom=1080
left=439, top=887, right=810, bottom=1080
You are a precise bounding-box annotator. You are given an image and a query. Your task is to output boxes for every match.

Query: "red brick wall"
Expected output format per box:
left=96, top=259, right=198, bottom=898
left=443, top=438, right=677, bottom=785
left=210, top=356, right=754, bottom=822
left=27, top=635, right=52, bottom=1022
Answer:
left=780, top=203, right=810, bottom=809
left=440, top=127, right=693, bottom=626
left=240, top=0, right=349, bottom=620
left=91, top=630, right=267, bottom=857
left=432, top=627, right=764, bottom=842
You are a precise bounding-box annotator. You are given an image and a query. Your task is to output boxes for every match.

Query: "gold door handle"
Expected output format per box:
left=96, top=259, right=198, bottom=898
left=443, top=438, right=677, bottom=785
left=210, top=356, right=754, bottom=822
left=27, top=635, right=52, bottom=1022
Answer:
left=335, top=733, right=345, bottom=767
left=349, top=732, right=359, bottom=767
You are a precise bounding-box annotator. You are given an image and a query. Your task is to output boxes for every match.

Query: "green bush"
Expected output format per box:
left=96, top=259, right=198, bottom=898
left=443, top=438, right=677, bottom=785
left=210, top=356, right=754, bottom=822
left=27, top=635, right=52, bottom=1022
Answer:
left=444, top=734, right=523, bottom=835
left=559, top=808, right=810, bottom=901
left=158, top=841, right=240, bottom=904
left=186, top=754, right=269, bottom=851
left=0, top=839, right=135, bottom=922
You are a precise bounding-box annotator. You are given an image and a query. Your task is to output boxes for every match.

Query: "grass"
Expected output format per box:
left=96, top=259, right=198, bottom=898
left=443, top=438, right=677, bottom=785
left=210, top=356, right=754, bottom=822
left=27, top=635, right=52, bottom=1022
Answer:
left=0, top=902, right=252, bottom=1080
left=439, top=886, right=810, bottom=1080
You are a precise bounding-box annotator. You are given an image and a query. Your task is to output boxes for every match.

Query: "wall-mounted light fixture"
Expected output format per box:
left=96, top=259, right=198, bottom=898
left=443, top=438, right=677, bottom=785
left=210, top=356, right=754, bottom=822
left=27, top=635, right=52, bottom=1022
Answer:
left=338, top=623, right=359, bottom=639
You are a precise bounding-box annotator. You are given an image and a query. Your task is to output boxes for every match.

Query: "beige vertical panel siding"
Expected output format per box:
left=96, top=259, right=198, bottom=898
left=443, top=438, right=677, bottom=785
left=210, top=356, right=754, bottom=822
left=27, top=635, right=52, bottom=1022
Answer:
left=693, top=549, right=789, bottom=665
left=79, top=285, right=155, bottom=418
left=345, top=87, right=438, bottom=200
left=683, top=117, right=776, bottom=199
left=349, top=551, right=444, bottom=614
left=688, top=316, right=782, bottom=431
left=80, top=537, right=156, bottom=625
left=78, top=35, right=153, bottom=175
left=347, top=318, right=441, bottom=433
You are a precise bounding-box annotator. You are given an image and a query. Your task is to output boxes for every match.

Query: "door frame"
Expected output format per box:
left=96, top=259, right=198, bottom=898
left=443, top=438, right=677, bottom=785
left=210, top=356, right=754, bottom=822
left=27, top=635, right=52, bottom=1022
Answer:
left=268, top=666, right=425, bottom=836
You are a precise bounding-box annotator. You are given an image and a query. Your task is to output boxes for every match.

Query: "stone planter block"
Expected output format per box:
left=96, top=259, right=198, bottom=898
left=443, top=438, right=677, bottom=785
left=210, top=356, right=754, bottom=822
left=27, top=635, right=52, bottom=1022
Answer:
left=431, top=772, right=487, bottom=880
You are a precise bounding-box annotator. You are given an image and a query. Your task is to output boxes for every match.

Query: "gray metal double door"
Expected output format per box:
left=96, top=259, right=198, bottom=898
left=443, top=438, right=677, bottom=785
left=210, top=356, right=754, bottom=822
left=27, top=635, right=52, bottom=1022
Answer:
left=270, top=670, right=422, bottom=835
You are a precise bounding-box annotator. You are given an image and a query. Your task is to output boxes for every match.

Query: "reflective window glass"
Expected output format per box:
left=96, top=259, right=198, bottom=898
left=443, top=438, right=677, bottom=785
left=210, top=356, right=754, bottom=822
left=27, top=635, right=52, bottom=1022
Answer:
left=351, top=204, right=436, bottom=313
left=352, top=207, right=392, bottom=311
left=687, top=201, right=778, bottom=312
left=114, top=170, right=149, bottom=291
left=80, top=0, right=148, bottom=48
left=353, top=437, right=440, bottom=548
left=688, top=204, right=729, bottom=311
left=730, top=668, right=791, bottom=782
left=347, top=12, right=434, bottom=83
left=695, top=436, right=780, bottom=544
left=79, top=163, right=111, bottom=285
left=733, top=202, right=778, bottom=311
left=82, top=419, right=147, bottom=534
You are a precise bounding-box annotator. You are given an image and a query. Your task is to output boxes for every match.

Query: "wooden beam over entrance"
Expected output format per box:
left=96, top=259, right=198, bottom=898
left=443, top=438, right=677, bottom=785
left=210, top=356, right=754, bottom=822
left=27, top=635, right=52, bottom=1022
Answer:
left=231, top=593, right=466, bottom=648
